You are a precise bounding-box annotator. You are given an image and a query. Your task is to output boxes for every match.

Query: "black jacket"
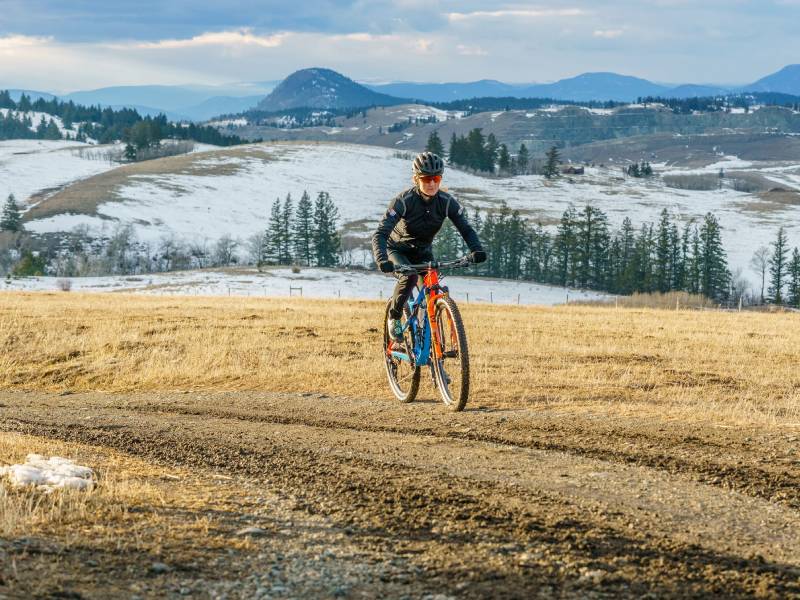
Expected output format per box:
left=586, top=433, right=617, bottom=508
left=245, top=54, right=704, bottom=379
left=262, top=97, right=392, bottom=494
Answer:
left=371, top=187, right=483, bottom=264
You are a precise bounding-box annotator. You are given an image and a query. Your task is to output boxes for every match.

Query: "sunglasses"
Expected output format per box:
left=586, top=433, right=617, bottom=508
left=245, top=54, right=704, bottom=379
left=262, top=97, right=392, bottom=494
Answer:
left=418, top=175, right=442, bottom=184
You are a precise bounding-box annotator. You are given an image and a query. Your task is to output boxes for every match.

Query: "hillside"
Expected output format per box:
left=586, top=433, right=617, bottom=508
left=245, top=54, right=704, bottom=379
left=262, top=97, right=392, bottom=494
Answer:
left=9, top=140, right=800, bottom=283
left=256, top=68, right=407, bottom=111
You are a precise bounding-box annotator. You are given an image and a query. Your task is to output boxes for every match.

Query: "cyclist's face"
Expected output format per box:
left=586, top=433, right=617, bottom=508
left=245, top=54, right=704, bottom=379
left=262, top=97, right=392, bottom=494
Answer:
left=416, top=174, right=441, bottom=198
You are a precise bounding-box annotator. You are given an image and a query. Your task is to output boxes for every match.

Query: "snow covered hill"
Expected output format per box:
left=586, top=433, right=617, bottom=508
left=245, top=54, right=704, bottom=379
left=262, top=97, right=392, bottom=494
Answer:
left=1, top=140, right=117, bottom=207
left=6, top=139, right=800, bottom=283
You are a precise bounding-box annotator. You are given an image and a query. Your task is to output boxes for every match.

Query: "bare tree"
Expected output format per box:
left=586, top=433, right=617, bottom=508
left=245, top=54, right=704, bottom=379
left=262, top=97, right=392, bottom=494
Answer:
left=214, top=234, right=239, bottom=267
left=749, top=245, right=770, bottom=303
left=188, top=238, right=210, bottom=269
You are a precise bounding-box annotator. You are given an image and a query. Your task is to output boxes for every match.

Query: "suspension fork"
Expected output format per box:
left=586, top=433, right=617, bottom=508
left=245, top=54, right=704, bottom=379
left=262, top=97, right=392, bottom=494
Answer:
left=424, top=269, right=444, bottom=360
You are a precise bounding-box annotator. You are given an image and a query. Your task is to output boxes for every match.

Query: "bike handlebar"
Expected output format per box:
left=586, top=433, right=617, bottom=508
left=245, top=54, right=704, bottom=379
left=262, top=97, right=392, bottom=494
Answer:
left=392, top=256, right=472, bottom=274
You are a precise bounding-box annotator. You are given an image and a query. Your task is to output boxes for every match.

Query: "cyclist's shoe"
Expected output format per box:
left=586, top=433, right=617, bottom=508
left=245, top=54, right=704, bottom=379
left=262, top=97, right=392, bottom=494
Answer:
left=387, top=317, right=404, bottom=342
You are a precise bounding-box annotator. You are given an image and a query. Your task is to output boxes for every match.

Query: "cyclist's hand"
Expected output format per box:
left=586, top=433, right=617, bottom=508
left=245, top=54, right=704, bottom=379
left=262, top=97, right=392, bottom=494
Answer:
left=470, top=250, right=487, bottom=264
left=379, top=261, right=395, bottom=273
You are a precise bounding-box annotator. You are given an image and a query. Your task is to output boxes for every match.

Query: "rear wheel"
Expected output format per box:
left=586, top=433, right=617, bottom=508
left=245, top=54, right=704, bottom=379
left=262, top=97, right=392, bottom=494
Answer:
left=383, top=302, right=420, bottom=403
left=432, top=296, right=470, bottom=411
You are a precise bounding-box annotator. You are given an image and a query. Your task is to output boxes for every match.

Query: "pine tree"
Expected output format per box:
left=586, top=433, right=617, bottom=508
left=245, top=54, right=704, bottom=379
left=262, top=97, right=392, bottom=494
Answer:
left=654, top=209, right=672, bottom=292
left=543, top=146, right=561, bottom=179
left=553, top=205, right=577, bottom=286
left=313, top=191, right=341, bottom=267
left=292, top=191, right=314, bottom=266
left=425, top=131, right=444, bottom=156
left=768, top=226, right=789, bottom=304
left=485, top=133, right=499, bottom=172
left=516, top=143, right=529, bottom=174
left=699, top=212, right=730, bottom=301
left=280, top=193, right=293, bottom=264
left=0, top=194, right=22, bottom=232
left=497, top=144, right=511, bottom=173
left=264, top=198, right=283, bottom=264
left=788, top=248, right=800, bottom=308
left=614, top=217, right=637, bottom=293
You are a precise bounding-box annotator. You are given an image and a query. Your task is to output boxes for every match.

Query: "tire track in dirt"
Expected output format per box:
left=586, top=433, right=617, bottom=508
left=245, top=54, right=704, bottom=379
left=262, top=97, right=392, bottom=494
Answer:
left=18, top=389, right=797, bottom=511
left=2, top=391, right=799, bottom=598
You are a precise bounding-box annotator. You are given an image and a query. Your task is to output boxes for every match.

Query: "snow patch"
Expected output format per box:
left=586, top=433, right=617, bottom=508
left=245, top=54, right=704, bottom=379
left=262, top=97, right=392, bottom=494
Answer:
left=1, top=454, right=94, bottom=491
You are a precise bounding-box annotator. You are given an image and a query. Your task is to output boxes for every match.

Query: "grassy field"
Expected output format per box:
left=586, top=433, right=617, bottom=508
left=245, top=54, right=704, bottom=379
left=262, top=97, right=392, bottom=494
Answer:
left=1, top=291, right=799, bottom=428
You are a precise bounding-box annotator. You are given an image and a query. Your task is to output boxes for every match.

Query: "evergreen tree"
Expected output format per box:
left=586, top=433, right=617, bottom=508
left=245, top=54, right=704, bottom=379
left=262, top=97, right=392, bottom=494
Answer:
left=485, top=133, right=499, bottom=172
left=768, top=226, right=789, bottom=304
left=264, top=198, right=283, bottom=264
left=553, top=205, right=577, bottom=285
left=425, top=130, right=445, bottom=156
left=0, top=194, right=22, bottom=232
left=788, top=248, right=800, bottom=308
left=654, top=209, right=672, bottom=293
left=543, top=146, right=561, bottom=179
left=516, top=143, right=529, bottom=174
left=292, top=191, right=314, bottom=266
left=497, top=144, right=511, bottom=173
left=699, top=213, right=730, bottom=301
left=280, top=193, right=293, bottom=264
left=313, top=192, right=341, bottom=267
left=612, top=217, right=635, bottom=293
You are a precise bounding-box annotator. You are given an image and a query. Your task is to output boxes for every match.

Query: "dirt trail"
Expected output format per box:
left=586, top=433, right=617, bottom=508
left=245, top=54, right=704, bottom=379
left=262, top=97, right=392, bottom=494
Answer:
left=2, top=389, right=799, bottom=598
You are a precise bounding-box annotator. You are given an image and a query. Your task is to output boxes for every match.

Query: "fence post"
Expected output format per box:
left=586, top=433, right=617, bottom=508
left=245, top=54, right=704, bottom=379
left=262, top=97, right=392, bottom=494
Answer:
left=466, top=292, right=469, bottom=303
left=738, top=296, right=742, bottom=312
left=516, top=294, right=520, bottom=305
left=566, top=292, right=569, bottom=304
left=380, top=290, right=383, bottom=299
left=490, top=291, right=493, bottom=303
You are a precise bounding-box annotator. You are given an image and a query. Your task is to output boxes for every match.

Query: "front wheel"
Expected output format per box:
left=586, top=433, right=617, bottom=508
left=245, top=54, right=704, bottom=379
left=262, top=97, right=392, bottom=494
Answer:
left=432, top=296, right=470, bottom=411
left=383, top=301, right=420, bottom=403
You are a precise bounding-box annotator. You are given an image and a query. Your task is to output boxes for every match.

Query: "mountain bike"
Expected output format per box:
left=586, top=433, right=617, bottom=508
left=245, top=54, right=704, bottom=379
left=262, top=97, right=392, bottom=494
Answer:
left=383, top=256, right=472, bottom=411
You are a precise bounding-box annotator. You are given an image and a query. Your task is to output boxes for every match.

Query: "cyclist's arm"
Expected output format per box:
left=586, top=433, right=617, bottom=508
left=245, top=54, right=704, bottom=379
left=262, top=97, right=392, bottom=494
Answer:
left=447, top=198, right=484, bottom=253
left=371, top=194, right=408, bottom=264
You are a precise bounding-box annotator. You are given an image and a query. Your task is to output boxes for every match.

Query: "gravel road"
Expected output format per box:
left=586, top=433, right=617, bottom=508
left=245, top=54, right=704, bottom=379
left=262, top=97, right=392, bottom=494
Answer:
left=1, top=389, right=799, bottom=598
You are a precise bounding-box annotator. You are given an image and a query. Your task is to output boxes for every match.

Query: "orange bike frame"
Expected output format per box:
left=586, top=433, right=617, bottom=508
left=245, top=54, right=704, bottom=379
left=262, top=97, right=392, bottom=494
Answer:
left=424, top=269, right=445, bottom=359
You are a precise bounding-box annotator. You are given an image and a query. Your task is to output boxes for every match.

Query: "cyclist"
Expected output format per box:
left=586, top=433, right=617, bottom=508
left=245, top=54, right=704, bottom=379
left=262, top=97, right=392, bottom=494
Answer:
left=372, top=151, right=487, bottom=342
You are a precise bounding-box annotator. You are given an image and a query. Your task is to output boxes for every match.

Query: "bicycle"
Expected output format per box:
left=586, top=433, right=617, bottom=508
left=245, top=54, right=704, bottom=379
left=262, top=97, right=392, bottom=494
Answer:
left=383, top=256, right=473, bottom=411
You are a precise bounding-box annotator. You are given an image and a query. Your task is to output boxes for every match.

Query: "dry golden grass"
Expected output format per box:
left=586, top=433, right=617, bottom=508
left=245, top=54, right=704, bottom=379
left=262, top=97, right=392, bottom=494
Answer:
left=2, top=291, right=799, bottom=427
left=0, top=432, right=260, bottom=555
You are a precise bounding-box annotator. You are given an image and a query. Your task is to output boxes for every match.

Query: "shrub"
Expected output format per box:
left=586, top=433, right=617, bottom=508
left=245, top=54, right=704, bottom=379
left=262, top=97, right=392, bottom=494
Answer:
left=663, top=174, right=719, bottom=191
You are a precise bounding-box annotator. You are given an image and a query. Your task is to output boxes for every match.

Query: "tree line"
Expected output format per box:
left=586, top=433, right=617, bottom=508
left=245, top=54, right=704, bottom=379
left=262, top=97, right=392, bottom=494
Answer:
left=750, top=227, right=800, bottom=307
left=0, top=90, right=249, bottom=147
left=1, top=190, right=342, bottom=277
left=260, top=191, right=341, bottom=268
left=437, top=129, right=531, bottom=175
left=434, top=204, right=736, bottom=302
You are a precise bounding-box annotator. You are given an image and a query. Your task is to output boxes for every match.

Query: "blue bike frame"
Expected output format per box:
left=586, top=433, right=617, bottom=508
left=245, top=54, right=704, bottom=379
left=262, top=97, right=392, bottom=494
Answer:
left=388, top=285, right=434, bottom=366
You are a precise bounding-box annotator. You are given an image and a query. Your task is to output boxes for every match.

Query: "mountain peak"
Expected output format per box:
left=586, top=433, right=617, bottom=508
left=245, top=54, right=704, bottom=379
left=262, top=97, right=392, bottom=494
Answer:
left=256, top=67, right=405, bottom=112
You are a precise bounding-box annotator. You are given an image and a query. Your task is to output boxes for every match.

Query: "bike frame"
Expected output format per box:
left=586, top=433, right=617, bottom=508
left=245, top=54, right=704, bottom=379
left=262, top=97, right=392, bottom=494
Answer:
left=387, top=258, right=467, bottom=367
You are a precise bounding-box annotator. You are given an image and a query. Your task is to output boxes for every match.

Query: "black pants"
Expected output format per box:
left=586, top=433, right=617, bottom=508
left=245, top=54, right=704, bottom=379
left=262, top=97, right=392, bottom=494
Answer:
left=388, top=245, right=434, bottom=319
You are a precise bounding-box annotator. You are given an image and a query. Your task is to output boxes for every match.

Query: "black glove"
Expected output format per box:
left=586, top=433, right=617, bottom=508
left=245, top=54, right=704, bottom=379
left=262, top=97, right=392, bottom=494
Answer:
left=378, top=261, right=394, bottom=273
left=470, top=250, right=487, bottom=264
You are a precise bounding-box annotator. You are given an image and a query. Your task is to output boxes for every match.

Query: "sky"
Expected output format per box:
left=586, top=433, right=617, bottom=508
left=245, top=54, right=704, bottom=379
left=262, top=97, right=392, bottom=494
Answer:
left=1, top=0, right=799, bottom=92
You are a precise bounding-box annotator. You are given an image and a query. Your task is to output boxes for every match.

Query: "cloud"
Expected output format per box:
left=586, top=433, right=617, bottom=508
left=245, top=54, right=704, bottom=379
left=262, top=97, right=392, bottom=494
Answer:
left=593, top=29, right=624, bottom=39
left=447, top=8, right=587, bottom=21
left=131, top=29, right=288, bottom=49
left=456, top=44, right=488, bottom=56
left=0, top=34, right=52, bottom=50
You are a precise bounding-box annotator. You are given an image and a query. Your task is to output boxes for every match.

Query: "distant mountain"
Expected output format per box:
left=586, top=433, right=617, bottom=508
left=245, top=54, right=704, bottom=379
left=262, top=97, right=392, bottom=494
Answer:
left=366, top=79, right=522, bottom=102
left=178, top=96, right=264, bottom=121
left=662, top=84, right=730, bottom=99
left=8, top=89, right=57, bottom=102
left=366, top=73, right=724, bottom=103
left=517, top=72, right=669, bottom=102
left=744, top=64, right=800, bottom=96
left=256, top=68, right=407, bottom=112
left=55, top=83, right=277, bottom=121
